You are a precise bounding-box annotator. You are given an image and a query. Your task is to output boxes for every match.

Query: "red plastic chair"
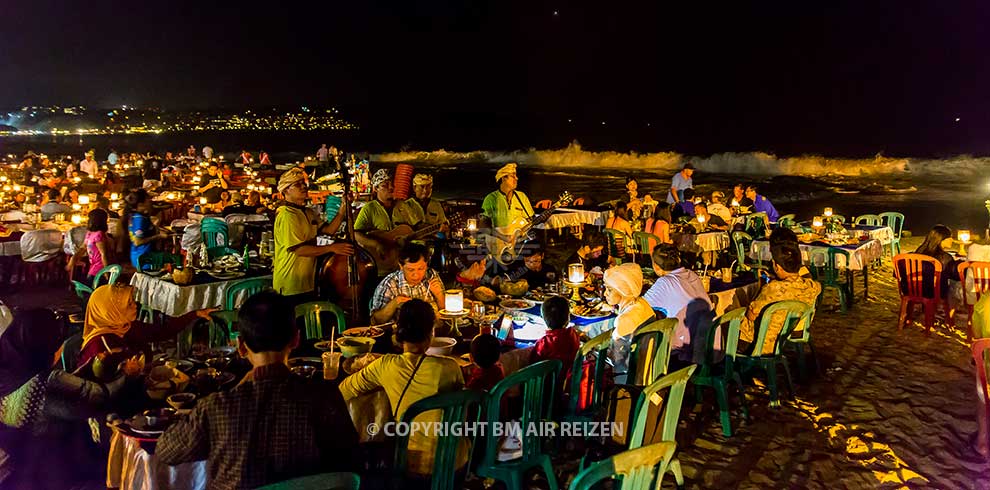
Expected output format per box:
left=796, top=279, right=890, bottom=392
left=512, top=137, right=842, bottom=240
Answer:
left=572, top=197, right=586, bottom=206
left=972, top=338, right=990, bottom=457
left=533, top=199, right=552, bottom=210
left=892, top=253, right=948, bottom=333
left=958, top=262, right=990, bottom=340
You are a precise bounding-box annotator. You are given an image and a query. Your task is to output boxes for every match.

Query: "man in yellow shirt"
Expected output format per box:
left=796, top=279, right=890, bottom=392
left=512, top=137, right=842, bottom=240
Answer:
left=392, top=173, right=447, bottom=233
left=273, top=168, right=353, bottom=301
left=481, top=163, right=533, bottom=235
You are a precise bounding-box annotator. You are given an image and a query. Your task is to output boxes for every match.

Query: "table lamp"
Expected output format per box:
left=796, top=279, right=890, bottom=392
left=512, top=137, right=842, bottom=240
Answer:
left=824, top=207, right=833, bottom=217
left=958, top=229, right=971, bottom=255
left=445, top=290, right=464, bottom=313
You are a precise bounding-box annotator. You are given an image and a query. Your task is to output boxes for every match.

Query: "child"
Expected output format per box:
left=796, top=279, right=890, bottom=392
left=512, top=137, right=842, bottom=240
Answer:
left=466, top=334, right=504, bottom=391
left=83, top=208, right=114, bottom=283
left=531, top=296, right=581, bottom=376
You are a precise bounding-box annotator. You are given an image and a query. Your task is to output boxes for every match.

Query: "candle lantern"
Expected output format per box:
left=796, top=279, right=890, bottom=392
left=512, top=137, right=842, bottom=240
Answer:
left=110, top=193, right=119, bottom=201
left=11, top=184, right=20, bottom=192
left=568, top=263, right=586, bottom=284
left=111, top=202, right=120, bottom=210
left=200, top=197, right=208, bottom=205
left=959, top=229, right=972, bottom=255
left=466, top=218, right=477, bottom=232
left=78, top=196, right=90, bottom=205
left=697, top=214, right=707, bottom=224
left=71, top=214, right=82, bottom=225
left=71, top=203, right=82, bottom=211
left=166, top=192, right=176, bottom=200
left=823, top=207, right=833, bottom=217
left=445, top=289, right=464, bottom=313
left=812, top=216, right=824, bottom=229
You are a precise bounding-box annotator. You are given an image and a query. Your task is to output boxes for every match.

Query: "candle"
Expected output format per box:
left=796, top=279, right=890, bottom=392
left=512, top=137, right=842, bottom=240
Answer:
left=466, top=218, right=477, bottom=231
left=111, top=202, right=120, bottom=210
left=78, top=195, right=90, bottom=205
left=731, top=199, right=739, bottom=207
left=166, top=192, right=176, bottom=200
left=1, top=185, right=9, bottom=192
left=11, top=184, right=20, bottom=192
left=812, top=216, right=824, bottom=229
left=71, top=203, right=82, bottom=211
left=0, top=176, right=6, bottom=182
left=200, top=197, right=208, bottom=205
left=110, top=193, right=119, bottom=201
left=824, top=207, right=833, bottom=217
left=958, top=230, right=972, bottom=243
left=445, top=289, right=464, bottom=313
left=568, top=263, right=586, bottom=283
left=71, top=214, right=82, bottom=225
left=697, top=214, right=707, bottom=224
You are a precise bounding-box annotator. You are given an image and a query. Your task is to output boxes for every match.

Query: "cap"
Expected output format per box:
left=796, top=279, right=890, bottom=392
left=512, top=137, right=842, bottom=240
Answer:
left=277, top=167, right=308, bottom=193
left=371, top=168, right=392, bottom=189
left=412, top=174, right=433, bottom=186
left=495, top=163, right=517, bottom=182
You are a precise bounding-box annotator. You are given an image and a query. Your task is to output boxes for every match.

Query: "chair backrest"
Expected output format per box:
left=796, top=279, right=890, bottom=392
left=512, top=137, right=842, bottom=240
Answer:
left=831, top=214, right=846, bottom=224
left=533, top=199, right=552, bottom=210
left=572, top=197, right=586, bottom=206
left=878, top=212, right=905, bottom=239
left=632, top=231, right=661, bottom=257
left=224, top=277, right=270, bottom=310
left=958, top=261, right=990, bottom=309
left=20, top=229, right=63, bottom=263
left=972, top=339, right=990, bottom=431
left=92, top=263, right=123, bottom=288
left=255, top=472, right=361, bottom=490
left=72, top=280, right=94, bottom=301
left=626, top=318, right=677, bottom=386
left=481, top=360, right=562, bottom=469
left=808, top=247, right=850, bottom=285
left=567, top=331, right=612, bottom=418
left=138, top=252, right=182, bottom=272
left=294, top=301, right=348, bottom=339
left=749, top=300, right=814, bottom=357
left=567, top=441, right=677, bottom=490
left=744, top=212, right=768, bottom=236
left=974, top=295, right=990, bottom=341
left=209, top=310, right=240, bottom=343
left=698, top=307, right=746, bottom=376
left=731, top=231, right=753, bottom=266
left=854, top=214, right=881, bottom=226
left=627, top=365, right=697, bottom=449
left=200, top=217, right=229, bottom=248
left=777, top=214, right=797, bottom=229
left=604, top=228, right=627, bottom=259
left=60, top=332, right=83, bottom=372
left=395, top=390, right=484, bottom=490
left=207, top=245, right=239, bottom=261
left=892, top=253, right=942, bottom=300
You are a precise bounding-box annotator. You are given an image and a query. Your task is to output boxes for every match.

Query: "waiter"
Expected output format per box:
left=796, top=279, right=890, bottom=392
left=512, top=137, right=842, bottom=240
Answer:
left=666, top=163, right=695, bottom=204
left=273, top=167, right=353, bottom=303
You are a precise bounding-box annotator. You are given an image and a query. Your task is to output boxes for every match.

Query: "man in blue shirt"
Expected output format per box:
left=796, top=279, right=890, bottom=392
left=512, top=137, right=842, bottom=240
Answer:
left=667, top=163, right=695, bottom=204
left=746, top=185, right=780, bottom=223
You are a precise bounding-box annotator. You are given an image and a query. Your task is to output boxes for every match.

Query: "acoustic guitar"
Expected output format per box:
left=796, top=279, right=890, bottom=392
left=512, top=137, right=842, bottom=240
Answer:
left=356, top=213, right=465, bottom=271
left=484, top=192, right=572, bottom=266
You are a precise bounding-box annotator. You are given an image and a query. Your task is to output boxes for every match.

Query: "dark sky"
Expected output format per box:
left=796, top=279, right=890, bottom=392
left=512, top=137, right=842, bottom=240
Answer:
left=2, top=0, right=989, bottom=155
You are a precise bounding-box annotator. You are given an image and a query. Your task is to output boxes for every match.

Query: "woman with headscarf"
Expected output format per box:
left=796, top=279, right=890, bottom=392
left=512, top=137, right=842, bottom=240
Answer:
left=603, top=263, right=656, bottom=378
left=78, top=284, right=213, bottom=369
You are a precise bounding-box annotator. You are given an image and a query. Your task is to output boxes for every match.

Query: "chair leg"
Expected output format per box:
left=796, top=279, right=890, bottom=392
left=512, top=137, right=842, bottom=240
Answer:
left=923, top=301, right=936, bottom=334
left=714, top=381, right=733, bottom=437
left=795, top=343, right=807, bottom=380
left=837, top=287, right=848, bottom=313
left=808, top=340, right=820, bottom=376
left=733, top=372, right=750, bottom=422
left=897, top=298, right=909, bottom=330
left=540, top=456, right=559, bottom=490
left=780, top=359, right=796, bottom=399
left=766, top=363, right=780, bottom=408
left=670, top=457, right=685, bottom=489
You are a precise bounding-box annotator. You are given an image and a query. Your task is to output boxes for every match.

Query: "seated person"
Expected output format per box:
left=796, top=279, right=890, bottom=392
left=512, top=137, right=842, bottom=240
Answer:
left=96, top=196, right=121, bottom=219
left=40, top=189, right=71, bottom=220
left=671, top=188, right=697, bottom=221
left=466, top=334, right=504, bottom=391
left=340, top=299, right=465, bottom=475
left=731, top=184, right=754, bottom=210
left=531, top=296, right=581, bottom=379
left=471, top=241, right=557, bottom=289
left=691, top=203, right=728, bottom=231
left=370, top=242, right=446, bottom=323
left=566, top=232, right=614, bottom=275
left=912, top=224, right=960, bottom=295
left=644, top=202, right=674, bottom=245
left=604, top=263, right=656, bottom=377
left=642, top=245, right=713, bottom=364
left=223, top=190, right=267, bottom=216
left=708, top=191, right=733, bottom=224
left=605, top=201, right=635, bottom=252
left=745, top=185, right=780, bottom=223
left=158, top=292, right=358, bottom=488
left=740, top=241, right=821, bottom=355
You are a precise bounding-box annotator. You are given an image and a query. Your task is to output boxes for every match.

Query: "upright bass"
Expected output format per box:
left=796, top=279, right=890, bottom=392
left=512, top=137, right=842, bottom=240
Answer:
left=318, top=159, right=377, bottom=324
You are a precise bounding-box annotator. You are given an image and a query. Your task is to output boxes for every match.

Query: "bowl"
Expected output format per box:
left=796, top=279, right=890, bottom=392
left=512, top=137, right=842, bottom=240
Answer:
left=290, top=365, right=318, bottom=379
left=205, top=356, right=232, bottom=370
left=336, top=337, right=376, bottom=358
left=426, top=337, right=457, bottom=356
left=166, top=393, right=197, bottom=410
left=142, top=408, right=177, bottom=427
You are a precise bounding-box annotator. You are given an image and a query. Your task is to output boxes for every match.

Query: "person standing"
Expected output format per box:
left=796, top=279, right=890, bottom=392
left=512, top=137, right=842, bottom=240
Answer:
left=316, top=144, right=329, bottom=163
left=666, top=163, right=695, bottom=204
left=259, top=150, right=271, bottom=167
left=392, top=173, right=447, bottom=231
left=79, top=150, right=100, bottom=178
left=481, top=163, right=534, bottom=239
left=355, top=169, right=399, bottom=271
left=273, top=168, right=352, bottom=302
left=202, top=145, right=214, bottom=160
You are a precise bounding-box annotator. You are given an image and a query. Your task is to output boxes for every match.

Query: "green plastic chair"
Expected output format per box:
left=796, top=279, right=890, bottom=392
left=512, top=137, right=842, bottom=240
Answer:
left=731, top=231, right=767, bottom=280
left=568, top=441, right=678, bottom=490
left=786, top=305, right=820, bottom=380
left=632, top=231, right=662, bottom=257
left=744, top=212, right=768, bottom=236
left=735, top=300, right=813, bottom=407
left=255, top=472, right=361, bottom=490
left=200, top=217, right=230, bottom=248
left=854, top=214, right=881, bottom=226
left=209, top=310, right=239, bottom=344
left=72, top=280, right=94, bottom=301
left=565, top=331, right=612, bottom=424
left=138, top=251, right=182, bottom=272
left=625, top=365, right=696, bottom=489
left=604, top=228, right=627, bottom=262
left=92, top=263, right=123, bottom=288
left=294, top=301, right=348, bottom=340
left=831, top=214, right=846, bottom=225
left=777, top=214, right=797, bottom=229
left=224, top=277, right=270, bottom=310
left=878, top=212, right=905, bottom=257
left=808, top=247, right=851, bottom=313
left=692, top=307, right=749, bottom=437
left=394, top=390, right=484, bottom=490
left=476, top=359, right=562, bottom=490
left=626, top=318, right=677, bottom=387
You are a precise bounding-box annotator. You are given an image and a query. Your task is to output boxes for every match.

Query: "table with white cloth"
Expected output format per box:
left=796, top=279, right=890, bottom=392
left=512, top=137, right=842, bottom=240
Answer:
left=130, top=272, right=273, bottom=317
left=750, top=238, right=883, bottom=300
left=671, top=230, right=730, bottom=254
left=534, top=207, right=610, bottom=230
left=846, top=225, right=894, bottom=245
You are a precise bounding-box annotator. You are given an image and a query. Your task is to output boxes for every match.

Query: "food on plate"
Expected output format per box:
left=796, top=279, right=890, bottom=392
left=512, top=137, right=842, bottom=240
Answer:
left=474, top=286, right=497, bottom=303
left=500, top=299, right=533, bottom=310
left=343, top=325, right=385, bottom=338
left=499, top=279, right=529, bottom=297
left=572, top=303, right=611, bottom=318
left=345, top=353, right=380, bottom=374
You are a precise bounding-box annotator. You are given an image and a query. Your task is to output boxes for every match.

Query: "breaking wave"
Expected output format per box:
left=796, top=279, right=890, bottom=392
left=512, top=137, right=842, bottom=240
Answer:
left=375, top=142, right=989, bottom=181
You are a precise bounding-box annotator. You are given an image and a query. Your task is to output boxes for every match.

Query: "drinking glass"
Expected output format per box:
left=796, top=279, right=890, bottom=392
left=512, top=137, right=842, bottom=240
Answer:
left=322, top=352, right=342, bottom=380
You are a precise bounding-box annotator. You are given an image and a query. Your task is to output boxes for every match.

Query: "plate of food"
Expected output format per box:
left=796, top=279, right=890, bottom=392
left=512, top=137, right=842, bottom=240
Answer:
left=524, top=289, right=550, bottom=303
left=500, top=299, right=535, bottom=311
left=571, top=303, right=613, bottom=320
left=208, top=270, right=246, bottom=280
left=342, top=324, right=388, bottom=338
left=343, top=353, right=382, bottom=374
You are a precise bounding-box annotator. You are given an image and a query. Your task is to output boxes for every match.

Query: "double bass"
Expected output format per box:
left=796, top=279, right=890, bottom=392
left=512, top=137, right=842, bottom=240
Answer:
left=318, top=159, right=377, bottom=324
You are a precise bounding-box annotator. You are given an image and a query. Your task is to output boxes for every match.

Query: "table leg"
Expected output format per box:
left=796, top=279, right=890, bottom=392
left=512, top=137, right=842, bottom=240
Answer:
left=863, top=267, right=869, bottom=301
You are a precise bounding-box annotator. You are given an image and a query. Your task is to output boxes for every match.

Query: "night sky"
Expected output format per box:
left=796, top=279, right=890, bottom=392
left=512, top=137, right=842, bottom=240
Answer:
left=2, top=0, right=989, bottom=155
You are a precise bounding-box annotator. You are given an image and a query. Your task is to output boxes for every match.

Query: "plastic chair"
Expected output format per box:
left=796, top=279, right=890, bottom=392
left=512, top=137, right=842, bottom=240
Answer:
left=72, top=280, right=94, bottom=301
left=92, top=263, right=122, bottom=288
left=731, top=231, right=767, bottom=280
left=200, top=217, right=230, bottom=248
left=626, top=318, right=676, bottom=387
left=777, top=214, right=797, bottom=229
left=394, top=390, right=484, bottom=490
left=294, top=301, right=348, bottom=340
left=878, top=212, right=905, bottom=257
left=255, top=472, right=361, bottom=490
left=973, top=338, right=990, bottom=461
left=224, top=277, right=270, bottom=310
left=625, top=365, right=696, bottom=489
left=692, top=307, right=749, bottom=437
left=808, top=247, right=851, bottom=313
left=568, top=441, right=678, bottom=490
left=476, top=359, right=562, bottom=490
left=604, top=228, right=627, bottom=262
left=60, top=332, right=83, bottom=372
left=209, top=310, right=239, bottom=344
left=138, top=252, right=182, bottom=272
left=744, top=212, right=768, bottom=236
left=735, top=300, right=813, bottom=407
left=632, top=231, right=662, bottom=257
left=892, top=253, right=948, bottom=333
left=831, top=214, right=846, bottom=224
left=854, top=214, right=881, bottom=227
left=534, top=199, right=553, bottom=210
left=957, top=262, right=990, bottom=339
left=565, top=331, right=612, bottom=424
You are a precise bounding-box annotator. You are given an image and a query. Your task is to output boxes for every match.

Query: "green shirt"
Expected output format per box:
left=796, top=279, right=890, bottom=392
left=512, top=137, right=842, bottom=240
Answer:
left=481, top=190, right=533, bottom=230
left=392, top=198, right=446, bottom=228
left=273, top=204, right=322, bottom=296
left=354, top=199, right=394, bottom=232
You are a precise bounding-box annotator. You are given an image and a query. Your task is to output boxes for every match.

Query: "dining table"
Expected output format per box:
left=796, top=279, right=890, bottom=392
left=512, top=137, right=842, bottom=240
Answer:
left=750, top=236, right=883, bottom=300
left=130, top=270, right=273, bottom=317
left=671, top=230, right=730, bottom=254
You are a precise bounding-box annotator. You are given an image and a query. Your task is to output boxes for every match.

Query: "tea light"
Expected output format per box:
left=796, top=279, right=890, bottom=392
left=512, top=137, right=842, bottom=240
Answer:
left=823, top=207, right=833, bottom=217
left=111, top=202, right=120, bottom=210
left=11, top=184, right=20, bottom=192
left=466, top=218, right=477, bottom=231
left=568, top=263, right=586, bottom=284
left=812, top=216, right=824, bottom=229
left=731, top=199, right=739, bottom=207
left=71, top=203, right=82, bottom=211
left=78, top=195, right=90, bottom=205
left=110, top=192, right=119, bottom=201
left=70, top=214, right=82, bottom=225
left=697, top=214, right=707, bottom=224
left=193, top=176, right=201, bottom=183
left=445, top=289, right=464, bottom=313
left=0, top=176, right=6, bottom=182
left=1, top=185, right=9, bottom=192
left=200, top=197, right=208, bottom=205
left=166, top=192, right=176, bottom=200
left=958, top=230, right=972, bottom=244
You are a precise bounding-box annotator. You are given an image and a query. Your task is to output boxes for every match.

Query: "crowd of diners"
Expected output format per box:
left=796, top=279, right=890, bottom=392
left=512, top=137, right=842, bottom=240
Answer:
left=0, top=147, right=979, bottom=488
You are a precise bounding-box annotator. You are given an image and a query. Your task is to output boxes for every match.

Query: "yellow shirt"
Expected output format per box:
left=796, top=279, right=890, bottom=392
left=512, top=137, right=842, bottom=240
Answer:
left=339, top=352, right=465, bottom=474
left=741, top=276, right=822, bottom=355
left=392, top=198, right=446, bottom=228
left=273, top=204, right=321, bottom=296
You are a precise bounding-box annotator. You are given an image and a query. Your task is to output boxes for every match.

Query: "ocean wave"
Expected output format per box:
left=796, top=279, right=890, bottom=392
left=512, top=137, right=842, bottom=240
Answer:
left=375, top=142, right=989, bottom=180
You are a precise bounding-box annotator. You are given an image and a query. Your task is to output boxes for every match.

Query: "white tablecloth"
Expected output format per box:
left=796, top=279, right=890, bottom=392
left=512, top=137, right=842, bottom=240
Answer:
left=20, top=229, right=65, bottom=262
left=750, top=239, right=883, bottom=271
left=848, top=225, right=894, bottom=244
left=672, top=231, right=730, bottom=253
left=131, top=273, right=273, bottom=316
left=535, top=207, right=610, bottom=230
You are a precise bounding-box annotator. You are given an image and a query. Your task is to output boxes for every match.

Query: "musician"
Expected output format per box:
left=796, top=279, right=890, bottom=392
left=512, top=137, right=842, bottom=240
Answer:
left=392, top=173, right=447, bottom=233
left=354, top=169, right=399, bottom=272
left=370, top=242, right=446, bottom=323
left=481, top=163, right=534, bottom=240
left=273, top=168, right=353, bottom=302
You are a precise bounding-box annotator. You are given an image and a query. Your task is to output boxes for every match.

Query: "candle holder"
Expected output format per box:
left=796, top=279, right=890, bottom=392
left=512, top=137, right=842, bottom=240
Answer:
left=823, top=207, right=833, bottom=217
left=958, top=230, right=971, bottom=255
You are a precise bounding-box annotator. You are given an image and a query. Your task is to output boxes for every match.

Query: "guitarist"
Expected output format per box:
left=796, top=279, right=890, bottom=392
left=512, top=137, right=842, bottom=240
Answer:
left=481, top=163, right=534, bottom=244
left=354, top=168, right=400, bottom=273
left=392, top=173, right=448, bottom=234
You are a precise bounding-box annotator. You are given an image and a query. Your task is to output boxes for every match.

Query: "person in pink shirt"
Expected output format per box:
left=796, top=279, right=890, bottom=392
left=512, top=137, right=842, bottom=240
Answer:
left=84, top=209, right=115, bottom=283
